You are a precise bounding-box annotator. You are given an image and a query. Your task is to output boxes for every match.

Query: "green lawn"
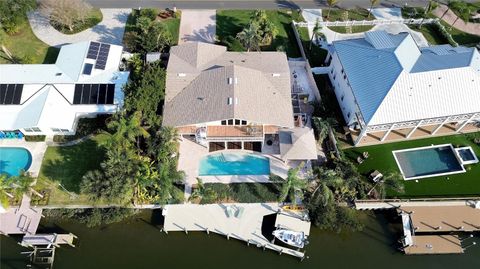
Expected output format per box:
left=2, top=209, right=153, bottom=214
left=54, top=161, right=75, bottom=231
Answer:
left=410, top=21, right=480, bottom=46
left=0, top=21, right=59, bottom=64
left=324, top=8, right=373, bottom=21
left=296, top=26, right=328, bottom=67
left=344, top=133, right=480, bottom=198
left=216, top=10, right=302, bottom=57
left=51, top=8, right=103, bottom=34
left=327, top=25, right=374, bottom=34
left=38, top=134, right=108, bottom=201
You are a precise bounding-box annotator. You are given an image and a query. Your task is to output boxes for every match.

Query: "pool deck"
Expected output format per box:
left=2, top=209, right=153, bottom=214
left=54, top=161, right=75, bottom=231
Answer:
left=178, top=138, right=289, bottom=201
left=162, top=203, right=310, bottom=259
left=0, top=139, right=47, bottom=177
left=404, top=235, right=464, bottom=255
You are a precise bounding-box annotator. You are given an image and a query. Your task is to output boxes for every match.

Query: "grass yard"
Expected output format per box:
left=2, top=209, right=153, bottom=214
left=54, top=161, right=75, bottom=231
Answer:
left=51, top=8, right=103, bottom=34
left=0, top=22, right=59, bottom=64
left=327, top=25, right=374, bottom=34
left=409, top=21, right=480, bottom=46
left=344, top=132, right=480, bottom=198
left=296, top=26, right=328, bottom=67
left=216, top=9, right=302, bottom=57
left=323, top=8, right=373, bottom=22
left=204, top=183, right=282, bottom=203
left=37, top=134, right=108, bottom=204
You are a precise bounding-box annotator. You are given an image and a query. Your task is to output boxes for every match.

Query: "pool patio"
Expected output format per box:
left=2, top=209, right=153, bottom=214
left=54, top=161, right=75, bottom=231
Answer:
left=345, top=133, right=480, bottom=198
left=0, top=139, right=47, bottom=178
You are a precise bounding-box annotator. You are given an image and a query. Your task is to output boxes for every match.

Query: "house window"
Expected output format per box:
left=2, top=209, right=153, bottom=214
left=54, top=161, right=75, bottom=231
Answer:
left=235, top=119, right=240, bottom=125
left=82, top=63, right=93, bottom=75
left=228, top=119, right=234, bottom=125
left=51, top=128, right=61, bottom=132
left=61, top=129, right=69, bottom=132
left=221, top=120, right=227, bottom=125
left=32, top=127, right=41, bottom=132
left=23, top=128, right=34, bottom=132
left=241, top=120, right=247, bottom=125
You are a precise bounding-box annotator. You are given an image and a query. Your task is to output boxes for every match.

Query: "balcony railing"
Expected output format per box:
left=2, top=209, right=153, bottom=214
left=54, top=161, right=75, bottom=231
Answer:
left=206, top=125, right=263, bottom=138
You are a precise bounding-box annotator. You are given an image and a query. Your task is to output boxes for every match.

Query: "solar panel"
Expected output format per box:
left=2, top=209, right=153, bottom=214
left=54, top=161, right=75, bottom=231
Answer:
left=98, top=84, right=107, bottom=104
left=81, top=84, right=91, bottom=104
left=12, top=84, right=23, bottom=104
left=4, top=84, right=15, bottom=104
left=94, top=43, right=110, bottom=70
left=86, top=42, right=100, bottom=59
left=0, top=84, right=6, bottom=104
left=106, top=84, right=115, bottom=104
left=90, top=84, right=99, bottom=104
left=73, top=84, right=83, bottom=104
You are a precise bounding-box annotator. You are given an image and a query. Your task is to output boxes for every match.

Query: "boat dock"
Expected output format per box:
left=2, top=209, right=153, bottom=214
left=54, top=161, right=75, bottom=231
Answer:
left=162, top=203, right=311, bottom=259
left=404, top=235, right=464, bottom=255
left=0, top=195, right=43, bottom=235
left=21, top=233, right=77, bottom=247
left=399, top=205, right=480, bottom=232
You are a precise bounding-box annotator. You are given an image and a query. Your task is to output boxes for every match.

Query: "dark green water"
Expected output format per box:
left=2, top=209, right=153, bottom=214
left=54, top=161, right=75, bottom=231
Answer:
left=1, top=210, right=479, bottom=269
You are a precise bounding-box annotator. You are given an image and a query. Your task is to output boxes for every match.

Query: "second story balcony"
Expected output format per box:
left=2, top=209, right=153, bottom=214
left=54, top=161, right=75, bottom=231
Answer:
left=206, top=125, right=264, bottom=140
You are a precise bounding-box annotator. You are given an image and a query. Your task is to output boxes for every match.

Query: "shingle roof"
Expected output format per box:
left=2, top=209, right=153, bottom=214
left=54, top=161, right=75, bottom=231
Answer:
left=333, top=31, right=480, bottom=126
left=163, top=42, right=293, bottom=128
left=279, top=127, right=317, bottom=160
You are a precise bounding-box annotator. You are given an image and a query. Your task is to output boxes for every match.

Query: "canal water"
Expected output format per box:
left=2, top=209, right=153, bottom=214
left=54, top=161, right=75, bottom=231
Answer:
left=1, top=210, right=479, bottom=269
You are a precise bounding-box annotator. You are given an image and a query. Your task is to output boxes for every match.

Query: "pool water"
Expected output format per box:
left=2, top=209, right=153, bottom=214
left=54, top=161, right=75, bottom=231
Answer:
left=199, top=152, right=270, bottom=176
left=393, top=145, right=464, bottom=180
left=0, top=147, right=32, bottom=177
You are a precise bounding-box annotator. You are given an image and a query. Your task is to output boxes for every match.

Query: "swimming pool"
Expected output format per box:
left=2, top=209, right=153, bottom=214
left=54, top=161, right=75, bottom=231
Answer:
left=0, top=147, right=32, bottom=177
left=393, top=144, right=465, bottom=180
left=199, top=152, right=270, bottom=176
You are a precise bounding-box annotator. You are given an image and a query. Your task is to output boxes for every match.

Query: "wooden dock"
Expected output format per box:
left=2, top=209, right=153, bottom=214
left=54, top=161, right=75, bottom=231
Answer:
left=162, top=203, right=311, bottom=259
left=404, top=235, right=464, bottom=255
left=399, top=205, right=480, bottom=232
left=21, top=233, right=76, bottom=247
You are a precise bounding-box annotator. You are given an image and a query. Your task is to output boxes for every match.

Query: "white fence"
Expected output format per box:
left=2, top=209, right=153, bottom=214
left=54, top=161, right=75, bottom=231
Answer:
left=294, top=18, right=438, bottom=27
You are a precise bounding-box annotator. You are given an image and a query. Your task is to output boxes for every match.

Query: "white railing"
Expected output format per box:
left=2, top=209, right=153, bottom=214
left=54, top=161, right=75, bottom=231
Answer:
left=294, top=18, right=438, bottom=28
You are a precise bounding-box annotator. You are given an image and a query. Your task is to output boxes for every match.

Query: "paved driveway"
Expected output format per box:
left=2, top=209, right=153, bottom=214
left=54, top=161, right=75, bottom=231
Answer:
left=28, top=9, right=130, bottom=47
left=178, top=10, right=216, bottom=44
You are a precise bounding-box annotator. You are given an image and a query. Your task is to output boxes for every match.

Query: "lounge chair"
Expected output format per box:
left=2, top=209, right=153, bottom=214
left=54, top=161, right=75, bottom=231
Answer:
left=362, top=152, right=369, bottom=159
left=356, top=156, right=363, bottom=164
left=0, top=132, right=5, bottom=139
left=369, top=170, right=383, bottom=183
left=16, top=132, right=24, bottom=139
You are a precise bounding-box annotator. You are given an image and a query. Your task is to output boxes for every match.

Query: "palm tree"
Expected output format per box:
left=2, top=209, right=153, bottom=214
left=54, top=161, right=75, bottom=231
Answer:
left=280, top=166, right=308, bottom=205
left=261, top=20, right=278, bottom=45
left=106, top=111, right=150, bottom=150
left=309, top=18, right=322, bottom=51
left=368, top=0, right=380, bottom=19
left=236, top=22, right=262, bottom=51
left=11, top=172, right=35, bottom=197
left=368, top=172, right=405, bottom=199
left=326, top=0, right=339, bottom=21
left=0, top=174, right=14, bottom=208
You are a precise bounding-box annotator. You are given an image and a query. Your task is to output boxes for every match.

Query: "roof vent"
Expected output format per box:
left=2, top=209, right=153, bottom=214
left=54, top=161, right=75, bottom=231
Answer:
left=55, top=73, right=62, bottom=76
left=235, top=77, right=238, bottom=84
left=228, top=77, right=233, bottom=84
left=178, top=73, right=186, bottom=77
left=272, top=73, right=280, bottom=77
left=235, top=98, right=238, bottom=105
left=227, top=97, right=233, bottom=105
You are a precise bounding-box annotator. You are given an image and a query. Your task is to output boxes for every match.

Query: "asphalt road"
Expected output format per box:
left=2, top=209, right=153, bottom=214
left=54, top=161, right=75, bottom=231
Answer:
left=86, top=0, right=456, bottom=9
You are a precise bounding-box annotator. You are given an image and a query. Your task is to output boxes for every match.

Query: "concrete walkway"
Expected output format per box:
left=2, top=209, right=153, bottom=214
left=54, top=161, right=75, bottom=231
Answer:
left=178, top=9, right=216, bottom=44
left=371, top=8, right=403, bottom=20
left=27, top=9, right=130, bottom=47
left=433, top=4, right=480, bottom=36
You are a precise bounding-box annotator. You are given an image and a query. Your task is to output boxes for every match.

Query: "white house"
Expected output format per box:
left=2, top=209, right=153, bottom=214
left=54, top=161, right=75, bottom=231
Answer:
left=327, top=31, right=480, bottom=145
left=0, top=41, right=129, bottom=135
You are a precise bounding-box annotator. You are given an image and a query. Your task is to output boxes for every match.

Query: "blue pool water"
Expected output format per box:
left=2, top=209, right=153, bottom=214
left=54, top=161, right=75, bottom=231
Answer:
left=199, top=152, right=270, bottom=176
left=0, top=147, right=32, bottom=177
left=393, top=145, right=464, bottom=179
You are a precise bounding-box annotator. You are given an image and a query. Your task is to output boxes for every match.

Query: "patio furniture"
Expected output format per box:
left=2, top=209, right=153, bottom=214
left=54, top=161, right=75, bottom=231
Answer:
left=356, top=156, right=364, bottom=164
left=369, top=170, right=383, bottom=183
left=362, top=152, right=369, bottom=159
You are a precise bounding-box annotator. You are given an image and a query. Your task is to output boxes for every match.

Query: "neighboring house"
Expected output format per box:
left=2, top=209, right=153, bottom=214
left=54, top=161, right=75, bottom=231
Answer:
left=163, top=42, right=317, bottom=163
left=0, top=41, right=129, bottom=135
left=327, top=31, right=480, bottom=145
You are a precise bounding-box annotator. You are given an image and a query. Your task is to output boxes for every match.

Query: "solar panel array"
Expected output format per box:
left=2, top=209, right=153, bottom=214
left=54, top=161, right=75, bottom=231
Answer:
left=0, top=84, right=24, bottom=105
left=73, top=84, right=115, bottom=105
left=95, top=43, right=110, bottom=70
left=85, top=42, right=111, bottom=71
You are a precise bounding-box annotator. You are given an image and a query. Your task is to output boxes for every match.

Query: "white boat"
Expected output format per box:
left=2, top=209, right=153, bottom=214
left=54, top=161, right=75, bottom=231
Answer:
left=272, top=229, right=306, bottom=249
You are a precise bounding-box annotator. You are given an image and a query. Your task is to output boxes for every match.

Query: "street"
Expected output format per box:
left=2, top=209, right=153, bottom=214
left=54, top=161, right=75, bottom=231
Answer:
left=86, top=0, right=455, bottom=10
